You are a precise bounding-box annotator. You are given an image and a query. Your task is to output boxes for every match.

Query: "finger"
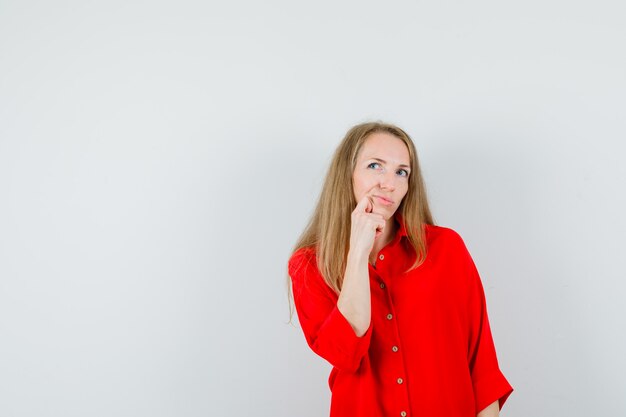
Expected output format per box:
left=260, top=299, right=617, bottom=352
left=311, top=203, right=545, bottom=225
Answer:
left=365, top=196, right=374, bottom=213
left=374, top=220, right=385, bottom=238
left=355, top=195, right=374, bottom=213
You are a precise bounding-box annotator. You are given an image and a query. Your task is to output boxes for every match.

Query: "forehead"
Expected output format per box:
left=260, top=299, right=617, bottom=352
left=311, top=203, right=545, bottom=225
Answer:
left=358, top=132, right=410, bottom=165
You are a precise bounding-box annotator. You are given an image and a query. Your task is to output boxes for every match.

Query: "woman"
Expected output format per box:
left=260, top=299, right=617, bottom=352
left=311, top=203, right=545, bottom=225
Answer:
left=287, top=121, right=513, bottom=417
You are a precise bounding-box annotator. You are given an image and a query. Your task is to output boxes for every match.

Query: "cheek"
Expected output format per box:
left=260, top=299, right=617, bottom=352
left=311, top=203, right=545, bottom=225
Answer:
left=397, top=184, right=409, bottom=199
left=351, top=176, right=362, bottom=197
left=353, top=172, right=379, bottom=196
left=353, top=174, right=368, bottom=192
left=354, top=182, right=367, bottom=196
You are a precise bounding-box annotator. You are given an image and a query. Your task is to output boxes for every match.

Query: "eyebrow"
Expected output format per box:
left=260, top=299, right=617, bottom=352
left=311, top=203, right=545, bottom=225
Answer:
left=369, top=157, right=411, bottom=169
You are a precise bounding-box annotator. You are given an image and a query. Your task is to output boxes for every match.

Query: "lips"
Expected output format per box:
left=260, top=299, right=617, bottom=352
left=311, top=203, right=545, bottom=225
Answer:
left=374, top=195, right=393, bottom=205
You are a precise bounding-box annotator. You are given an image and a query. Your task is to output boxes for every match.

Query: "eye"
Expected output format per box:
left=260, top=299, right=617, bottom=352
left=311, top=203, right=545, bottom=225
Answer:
left=397, top=169, right=409, bottom=177
left=367, top=162, right=381, bottom=169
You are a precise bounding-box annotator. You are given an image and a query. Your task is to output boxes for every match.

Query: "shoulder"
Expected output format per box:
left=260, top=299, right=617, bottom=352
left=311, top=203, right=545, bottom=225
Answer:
left=422, top=224, right=476, bottom=268
left=288, top=246, right=316, bottom=272
left=288, top=246, right=321, bottom=286
left=424, top=224, right=468, bottom=250
left=288, top=246, right=335, bottom=298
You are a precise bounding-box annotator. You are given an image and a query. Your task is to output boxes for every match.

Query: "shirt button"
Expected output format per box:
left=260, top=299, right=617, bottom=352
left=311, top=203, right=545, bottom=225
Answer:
left=397, top=377, right=403, bottom=384
left=380, top=282, right=385, bottom=289
left=400, top=412, right=407, bottom=417
left=392, top=345, right=399, bottom=352
left=379, top=254, right=384, bottom=260
left=386, top=313, right=393, bottom=320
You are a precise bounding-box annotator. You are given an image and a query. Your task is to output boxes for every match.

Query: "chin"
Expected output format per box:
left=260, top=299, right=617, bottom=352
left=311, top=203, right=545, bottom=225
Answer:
left=373, top=208, right=392, bottom=219
left=385, top=208, right=400, bottom=219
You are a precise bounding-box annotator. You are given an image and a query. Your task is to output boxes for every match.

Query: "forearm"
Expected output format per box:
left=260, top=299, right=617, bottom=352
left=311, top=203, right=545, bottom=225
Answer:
left=477, top=400, right=499, bottom=417
left=336, top=250, right=371, bottom=336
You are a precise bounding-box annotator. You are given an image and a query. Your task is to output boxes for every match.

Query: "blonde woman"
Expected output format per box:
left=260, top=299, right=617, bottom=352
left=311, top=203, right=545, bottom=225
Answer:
left=287, top=121, right=513, bottom=417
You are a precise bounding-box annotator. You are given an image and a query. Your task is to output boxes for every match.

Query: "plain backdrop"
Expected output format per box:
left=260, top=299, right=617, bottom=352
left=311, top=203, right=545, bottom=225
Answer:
left=1, top=1, right=625, bottom=416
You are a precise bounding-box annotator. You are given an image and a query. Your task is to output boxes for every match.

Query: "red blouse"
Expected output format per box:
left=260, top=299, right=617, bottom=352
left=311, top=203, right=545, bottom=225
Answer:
left=288, top=212, right=513, bottom=417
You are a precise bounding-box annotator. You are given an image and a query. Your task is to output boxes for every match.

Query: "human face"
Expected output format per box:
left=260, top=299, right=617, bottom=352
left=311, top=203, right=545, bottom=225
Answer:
left=352, top=132, right=411, bottom=219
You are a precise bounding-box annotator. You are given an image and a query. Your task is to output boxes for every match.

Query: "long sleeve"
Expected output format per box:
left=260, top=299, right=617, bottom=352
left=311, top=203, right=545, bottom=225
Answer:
left=288, top=248, right=373, bottom=373
left=460, top=240, right=514, bottom=414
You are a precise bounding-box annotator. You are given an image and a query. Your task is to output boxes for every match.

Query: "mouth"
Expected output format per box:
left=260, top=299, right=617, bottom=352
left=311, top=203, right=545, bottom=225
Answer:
left=373, top=195, right=393, bottom=205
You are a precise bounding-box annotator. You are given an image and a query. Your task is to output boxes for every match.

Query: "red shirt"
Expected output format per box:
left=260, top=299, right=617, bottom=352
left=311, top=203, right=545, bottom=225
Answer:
left=288, top=212, right=513, bottom=417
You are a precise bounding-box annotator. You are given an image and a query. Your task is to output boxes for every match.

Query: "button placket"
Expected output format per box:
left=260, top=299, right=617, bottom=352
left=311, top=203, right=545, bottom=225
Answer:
left=370, top=247, right=409, bottom=417
left=378, top=258, right=409, bottom=416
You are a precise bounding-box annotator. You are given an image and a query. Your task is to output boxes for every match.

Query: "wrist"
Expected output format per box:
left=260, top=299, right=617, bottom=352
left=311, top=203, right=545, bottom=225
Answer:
left=347, top=249, right=368, bottom=266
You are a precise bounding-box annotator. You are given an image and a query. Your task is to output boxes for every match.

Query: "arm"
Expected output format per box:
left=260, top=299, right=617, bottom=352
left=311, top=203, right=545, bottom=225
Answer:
left=465, top=258, right=513, bottom=414
left=288, top=249, right=373, bottom=373
left=336, top=194, right=383, bottom=337
left=451, top=232, right=513, bottom=414
left=289, top=196, right=380, bottom=372
left=477, top=400, right=499, bottom=417
left=336, top=249, right=371, bottom=336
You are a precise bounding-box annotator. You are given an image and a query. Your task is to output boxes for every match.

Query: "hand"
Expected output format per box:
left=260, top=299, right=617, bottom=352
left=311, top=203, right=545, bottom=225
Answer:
left=349, top=195, right=386, bottom=257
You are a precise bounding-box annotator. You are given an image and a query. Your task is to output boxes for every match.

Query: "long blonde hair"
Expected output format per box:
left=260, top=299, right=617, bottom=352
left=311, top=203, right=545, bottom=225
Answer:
left=286, top=121, right=435, bottom=321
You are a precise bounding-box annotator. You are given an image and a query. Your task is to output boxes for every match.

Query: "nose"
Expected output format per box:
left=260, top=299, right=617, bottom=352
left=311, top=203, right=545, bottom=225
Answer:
left=379, top=171, right=396, bottom=191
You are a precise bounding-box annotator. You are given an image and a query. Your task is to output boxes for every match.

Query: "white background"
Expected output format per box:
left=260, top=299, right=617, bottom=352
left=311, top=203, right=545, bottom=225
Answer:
left=1, top=1, right=624, bottom=416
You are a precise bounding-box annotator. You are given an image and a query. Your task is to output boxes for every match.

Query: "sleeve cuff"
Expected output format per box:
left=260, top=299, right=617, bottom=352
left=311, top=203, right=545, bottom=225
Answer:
left=318, top=305, right=373, bottom=372
left=473, top=369, right=514, bottom=414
